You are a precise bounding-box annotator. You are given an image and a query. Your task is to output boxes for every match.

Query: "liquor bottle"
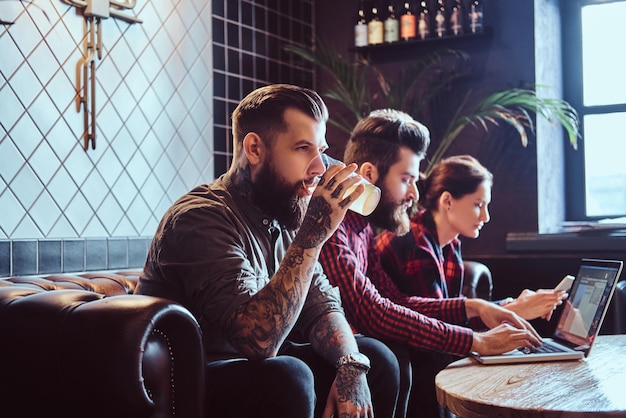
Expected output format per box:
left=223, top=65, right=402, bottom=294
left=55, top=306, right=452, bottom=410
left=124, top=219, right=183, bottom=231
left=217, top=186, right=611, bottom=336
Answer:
left=468, top=0, right=484, bottom=33
left=435, top=0, right=447, bottom=38
left=355, top=0, right=369, bottom=47
left=450, top=0, right=463, bottom=36
left=400, top=1, right=417, bottom=41
left=384, top=3, right=400, bottom=43
left=368, top=3, right=384, bottom=45
left=417, top=0, right=430, bottom=40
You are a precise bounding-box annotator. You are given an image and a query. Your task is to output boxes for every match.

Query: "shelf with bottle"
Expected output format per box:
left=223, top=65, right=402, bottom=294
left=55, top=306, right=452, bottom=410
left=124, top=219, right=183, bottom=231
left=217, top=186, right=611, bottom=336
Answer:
left=354, top=25, right=492, bottom=53
left=354, top=0, right=490, bottom=53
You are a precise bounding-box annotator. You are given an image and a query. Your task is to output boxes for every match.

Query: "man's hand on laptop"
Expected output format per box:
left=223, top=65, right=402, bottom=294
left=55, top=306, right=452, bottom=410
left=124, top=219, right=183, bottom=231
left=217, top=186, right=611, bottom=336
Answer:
left=466, top=298, right=542, bottom=355
left=471, top=323, right=542, bottom=355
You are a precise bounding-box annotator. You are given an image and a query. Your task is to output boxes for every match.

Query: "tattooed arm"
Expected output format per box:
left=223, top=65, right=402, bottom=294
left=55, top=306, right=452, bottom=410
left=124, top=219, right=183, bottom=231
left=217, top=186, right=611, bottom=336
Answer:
left=226, top=162, right=365, bottom=360
left=310, top=312, right=374, bottom=418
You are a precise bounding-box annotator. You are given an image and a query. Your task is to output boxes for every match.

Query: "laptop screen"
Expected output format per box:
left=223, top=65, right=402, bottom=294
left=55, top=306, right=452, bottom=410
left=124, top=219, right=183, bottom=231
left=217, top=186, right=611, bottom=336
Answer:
left=553, top=259, right=623, bottom=354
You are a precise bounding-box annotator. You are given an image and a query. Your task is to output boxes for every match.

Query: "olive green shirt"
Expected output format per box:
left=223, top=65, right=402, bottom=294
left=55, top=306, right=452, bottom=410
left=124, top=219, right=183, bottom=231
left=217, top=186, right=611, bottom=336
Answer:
left=136, top=174, right=344, bottom=361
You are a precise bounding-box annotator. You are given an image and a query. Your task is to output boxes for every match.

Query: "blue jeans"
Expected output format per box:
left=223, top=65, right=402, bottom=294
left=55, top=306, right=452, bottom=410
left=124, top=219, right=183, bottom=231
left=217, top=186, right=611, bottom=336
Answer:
left=205, top=335, right=401, bottom=418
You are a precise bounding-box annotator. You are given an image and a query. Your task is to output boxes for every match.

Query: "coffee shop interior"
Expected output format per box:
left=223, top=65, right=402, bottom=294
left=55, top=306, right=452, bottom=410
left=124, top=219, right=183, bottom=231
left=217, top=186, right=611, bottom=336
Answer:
left=0, top=0, right=626, bottom=416
left=0, top=0, right=625, bottom=413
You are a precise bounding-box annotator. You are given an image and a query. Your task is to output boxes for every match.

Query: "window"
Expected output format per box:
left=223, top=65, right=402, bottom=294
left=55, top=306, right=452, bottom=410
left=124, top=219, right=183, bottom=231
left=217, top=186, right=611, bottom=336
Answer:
left=562, top=0, right=626, bottom=219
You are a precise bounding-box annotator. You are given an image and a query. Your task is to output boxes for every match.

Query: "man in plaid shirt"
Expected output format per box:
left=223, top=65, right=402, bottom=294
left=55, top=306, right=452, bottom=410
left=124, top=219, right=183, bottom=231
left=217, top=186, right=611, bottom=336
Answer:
left=319, top=109, right=541, bottom=418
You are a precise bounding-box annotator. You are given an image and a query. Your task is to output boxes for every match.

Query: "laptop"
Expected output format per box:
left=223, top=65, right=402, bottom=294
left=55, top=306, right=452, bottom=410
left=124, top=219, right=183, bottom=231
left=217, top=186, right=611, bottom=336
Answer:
left=473, top=258, right=623, bottom=365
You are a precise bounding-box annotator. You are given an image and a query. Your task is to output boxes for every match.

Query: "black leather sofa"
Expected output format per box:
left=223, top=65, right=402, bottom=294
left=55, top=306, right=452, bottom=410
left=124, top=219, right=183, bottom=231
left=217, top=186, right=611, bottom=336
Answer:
left=0, top=271, right=205, bottom=418
left=0, top=261, right=493, bottom=418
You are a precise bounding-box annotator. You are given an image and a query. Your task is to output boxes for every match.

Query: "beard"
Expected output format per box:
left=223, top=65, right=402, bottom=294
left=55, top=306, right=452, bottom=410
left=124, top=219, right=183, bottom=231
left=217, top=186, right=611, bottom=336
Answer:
left=251, top=158, right=308, bottom=231
left=366, top=184, right=411, bottom=236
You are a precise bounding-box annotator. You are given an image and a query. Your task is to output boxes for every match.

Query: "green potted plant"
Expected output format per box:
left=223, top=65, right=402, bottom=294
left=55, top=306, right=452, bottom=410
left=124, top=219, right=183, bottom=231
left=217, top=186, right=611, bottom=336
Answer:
left=285, top=41, right=579, bottom=175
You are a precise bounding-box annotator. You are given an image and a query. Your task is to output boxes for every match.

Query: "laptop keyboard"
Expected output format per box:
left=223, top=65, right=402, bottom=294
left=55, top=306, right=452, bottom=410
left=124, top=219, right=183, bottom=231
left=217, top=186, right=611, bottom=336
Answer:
left=520, top=341, right=565, bottom=355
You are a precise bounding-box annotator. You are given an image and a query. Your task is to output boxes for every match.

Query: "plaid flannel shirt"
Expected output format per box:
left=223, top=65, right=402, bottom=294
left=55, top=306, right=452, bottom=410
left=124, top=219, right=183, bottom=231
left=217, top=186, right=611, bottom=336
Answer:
left=375, top=210, right=464, bottom=300
left=319, top=211, right=473, bottom=356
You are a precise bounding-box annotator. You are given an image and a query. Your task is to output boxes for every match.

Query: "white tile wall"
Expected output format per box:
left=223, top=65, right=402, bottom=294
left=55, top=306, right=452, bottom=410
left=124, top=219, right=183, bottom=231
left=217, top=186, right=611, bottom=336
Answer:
left=0, top=0, right=214, bottom=240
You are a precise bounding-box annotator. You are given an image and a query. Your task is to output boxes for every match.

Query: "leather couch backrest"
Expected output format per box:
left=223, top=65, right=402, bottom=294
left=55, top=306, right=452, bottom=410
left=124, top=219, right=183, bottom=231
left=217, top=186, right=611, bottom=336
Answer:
left=0, top=270, right=142, bottom=295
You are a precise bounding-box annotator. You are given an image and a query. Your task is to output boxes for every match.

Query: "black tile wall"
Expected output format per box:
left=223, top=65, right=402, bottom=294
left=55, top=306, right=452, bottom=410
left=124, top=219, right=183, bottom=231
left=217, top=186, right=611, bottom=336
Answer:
left=0, top=0, right=314, bottom=278
left=0, top=238, right=151, bottom=277
left=212, top=0, right=316, bottom=178
left=214, top=154, right=229, bottom=178
left=212, top=1, right=225, bottom=15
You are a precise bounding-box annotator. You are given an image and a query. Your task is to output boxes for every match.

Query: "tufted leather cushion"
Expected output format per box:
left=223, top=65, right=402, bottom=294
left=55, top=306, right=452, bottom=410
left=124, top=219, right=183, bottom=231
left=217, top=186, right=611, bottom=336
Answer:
left=0, top=270, right=141, bottom=295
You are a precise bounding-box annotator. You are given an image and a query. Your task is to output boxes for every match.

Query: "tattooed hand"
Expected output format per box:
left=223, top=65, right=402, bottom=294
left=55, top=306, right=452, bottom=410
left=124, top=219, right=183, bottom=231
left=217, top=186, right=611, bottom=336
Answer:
left=294, top=162, right=364, bottom=249
left=322, top=365, right=373, bottom=418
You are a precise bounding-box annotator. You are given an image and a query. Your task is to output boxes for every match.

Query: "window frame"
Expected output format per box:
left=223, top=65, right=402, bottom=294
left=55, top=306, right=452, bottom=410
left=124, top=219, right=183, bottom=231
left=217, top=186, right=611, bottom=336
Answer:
left=561, top=0, right=626, bottom=220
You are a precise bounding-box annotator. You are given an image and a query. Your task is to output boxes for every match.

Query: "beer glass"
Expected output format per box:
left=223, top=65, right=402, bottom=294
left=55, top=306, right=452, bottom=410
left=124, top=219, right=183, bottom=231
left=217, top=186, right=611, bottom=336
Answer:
left=304, top=154, right=381, bottom=216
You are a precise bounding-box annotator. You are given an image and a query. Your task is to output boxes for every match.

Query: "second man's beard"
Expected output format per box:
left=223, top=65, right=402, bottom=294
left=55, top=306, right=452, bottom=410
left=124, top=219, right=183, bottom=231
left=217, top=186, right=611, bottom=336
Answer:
left=251, top=159, right=308, bottom=231
left=367, top=187, right=411, bottom=236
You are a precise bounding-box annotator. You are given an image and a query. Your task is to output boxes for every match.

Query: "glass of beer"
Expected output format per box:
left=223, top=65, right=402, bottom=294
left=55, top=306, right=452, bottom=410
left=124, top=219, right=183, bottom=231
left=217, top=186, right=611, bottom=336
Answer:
left=303, top=153, right=381, bottom=216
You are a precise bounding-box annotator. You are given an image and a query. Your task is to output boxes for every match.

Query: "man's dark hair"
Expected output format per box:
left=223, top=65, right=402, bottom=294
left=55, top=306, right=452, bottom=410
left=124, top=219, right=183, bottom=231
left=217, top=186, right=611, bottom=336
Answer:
left=231, top=84, right=329, bottom=147
left=344, top=109, right=430, bottom=180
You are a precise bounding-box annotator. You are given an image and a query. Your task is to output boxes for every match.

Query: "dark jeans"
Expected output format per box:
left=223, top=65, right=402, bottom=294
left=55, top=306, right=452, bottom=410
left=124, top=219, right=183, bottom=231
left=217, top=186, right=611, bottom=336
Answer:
left=205, top=335, right=401, bottom=418
left=386, top=341, right=459, bottom=418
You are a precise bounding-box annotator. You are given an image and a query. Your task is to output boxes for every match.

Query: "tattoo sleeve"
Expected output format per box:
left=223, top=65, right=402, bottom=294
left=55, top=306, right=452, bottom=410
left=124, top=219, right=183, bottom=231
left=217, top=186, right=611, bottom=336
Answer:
left=309, top=312, right=359, bottom=365
left=310, top=312, right=368, bottom=407
left=335, top=365, right=369, bottom=407
left=294, top=196, right=332, bottom=249
left=226, top=244, right=318, bottom=359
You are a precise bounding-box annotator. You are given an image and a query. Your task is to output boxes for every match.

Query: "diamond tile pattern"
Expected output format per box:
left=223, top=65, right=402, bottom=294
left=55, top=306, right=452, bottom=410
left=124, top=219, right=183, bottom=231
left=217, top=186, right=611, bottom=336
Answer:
left=0, top=0, right=315, bottom=276
left=0, top=0, right=214, bottom=239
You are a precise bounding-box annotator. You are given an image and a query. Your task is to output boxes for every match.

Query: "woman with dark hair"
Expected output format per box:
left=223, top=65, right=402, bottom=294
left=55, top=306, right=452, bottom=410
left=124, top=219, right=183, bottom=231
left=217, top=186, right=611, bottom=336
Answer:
left=376, top=155, right=566, bottom=321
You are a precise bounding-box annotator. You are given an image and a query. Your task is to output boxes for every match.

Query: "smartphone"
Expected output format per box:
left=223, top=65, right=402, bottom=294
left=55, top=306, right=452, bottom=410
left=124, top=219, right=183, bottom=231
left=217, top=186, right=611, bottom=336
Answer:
left=554, top=274, right=575, bottom=292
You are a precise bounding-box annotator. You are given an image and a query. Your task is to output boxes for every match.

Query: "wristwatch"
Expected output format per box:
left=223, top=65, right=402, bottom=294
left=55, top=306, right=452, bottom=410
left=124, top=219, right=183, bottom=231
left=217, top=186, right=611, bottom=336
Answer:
left=335, top=352, right=371, bottom=372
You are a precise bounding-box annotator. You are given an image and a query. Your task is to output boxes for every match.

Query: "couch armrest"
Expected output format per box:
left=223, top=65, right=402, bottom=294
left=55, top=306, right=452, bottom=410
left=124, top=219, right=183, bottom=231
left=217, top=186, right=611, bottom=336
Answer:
left=0, top=288, right=204, bottom=418
left=461, top=260, right=493, bottom=300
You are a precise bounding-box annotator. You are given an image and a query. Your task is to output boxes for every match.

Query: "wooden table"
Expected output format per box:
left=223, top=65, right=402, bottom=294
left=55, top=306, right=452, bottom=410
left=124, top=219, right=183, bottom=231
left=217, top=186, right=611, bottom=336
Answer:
left=436, top=335, right=626, bottom=418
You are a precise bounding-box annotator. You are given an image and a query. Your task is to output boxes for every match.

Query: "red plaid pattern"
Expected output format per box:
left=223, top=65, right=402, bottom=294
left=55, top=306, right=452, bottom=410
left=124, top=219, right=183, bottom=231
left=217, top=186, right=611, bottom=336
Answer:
left=375, top=210, right=464, bottom=300
left=319, top=211, right=473, bottom=356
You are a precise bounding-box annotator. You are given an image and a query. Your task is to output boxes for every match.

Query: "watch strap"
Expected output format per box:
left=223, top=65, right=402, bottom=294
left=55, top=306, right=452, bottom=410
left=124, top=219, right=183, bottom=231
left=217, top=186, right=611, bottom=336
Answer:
left=335, top=352, right=371, bottom=371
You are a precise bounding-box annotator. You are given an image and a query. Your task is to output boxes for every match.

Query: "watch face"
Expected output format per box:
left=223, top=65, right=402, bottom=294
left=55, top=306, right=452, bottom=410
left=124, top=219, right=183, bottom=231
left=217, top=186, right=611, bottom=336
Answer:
left=350, top=352, right=371, bottom=367
left=336, top=352, right=371, bottom=370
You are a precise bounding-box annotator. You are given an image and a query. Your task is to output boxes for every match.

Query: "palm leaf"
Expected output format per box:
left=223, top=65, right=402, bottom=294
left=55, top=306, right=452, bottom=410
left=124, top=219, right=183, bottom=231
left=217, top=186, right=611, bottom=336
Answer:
left=285, top=42, right=373, bottom=132
left=383, top=49, right=470, bottom=114
left=424, top=88, right=580, bottom=175
left=285, top=39, right=579, bottom=174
